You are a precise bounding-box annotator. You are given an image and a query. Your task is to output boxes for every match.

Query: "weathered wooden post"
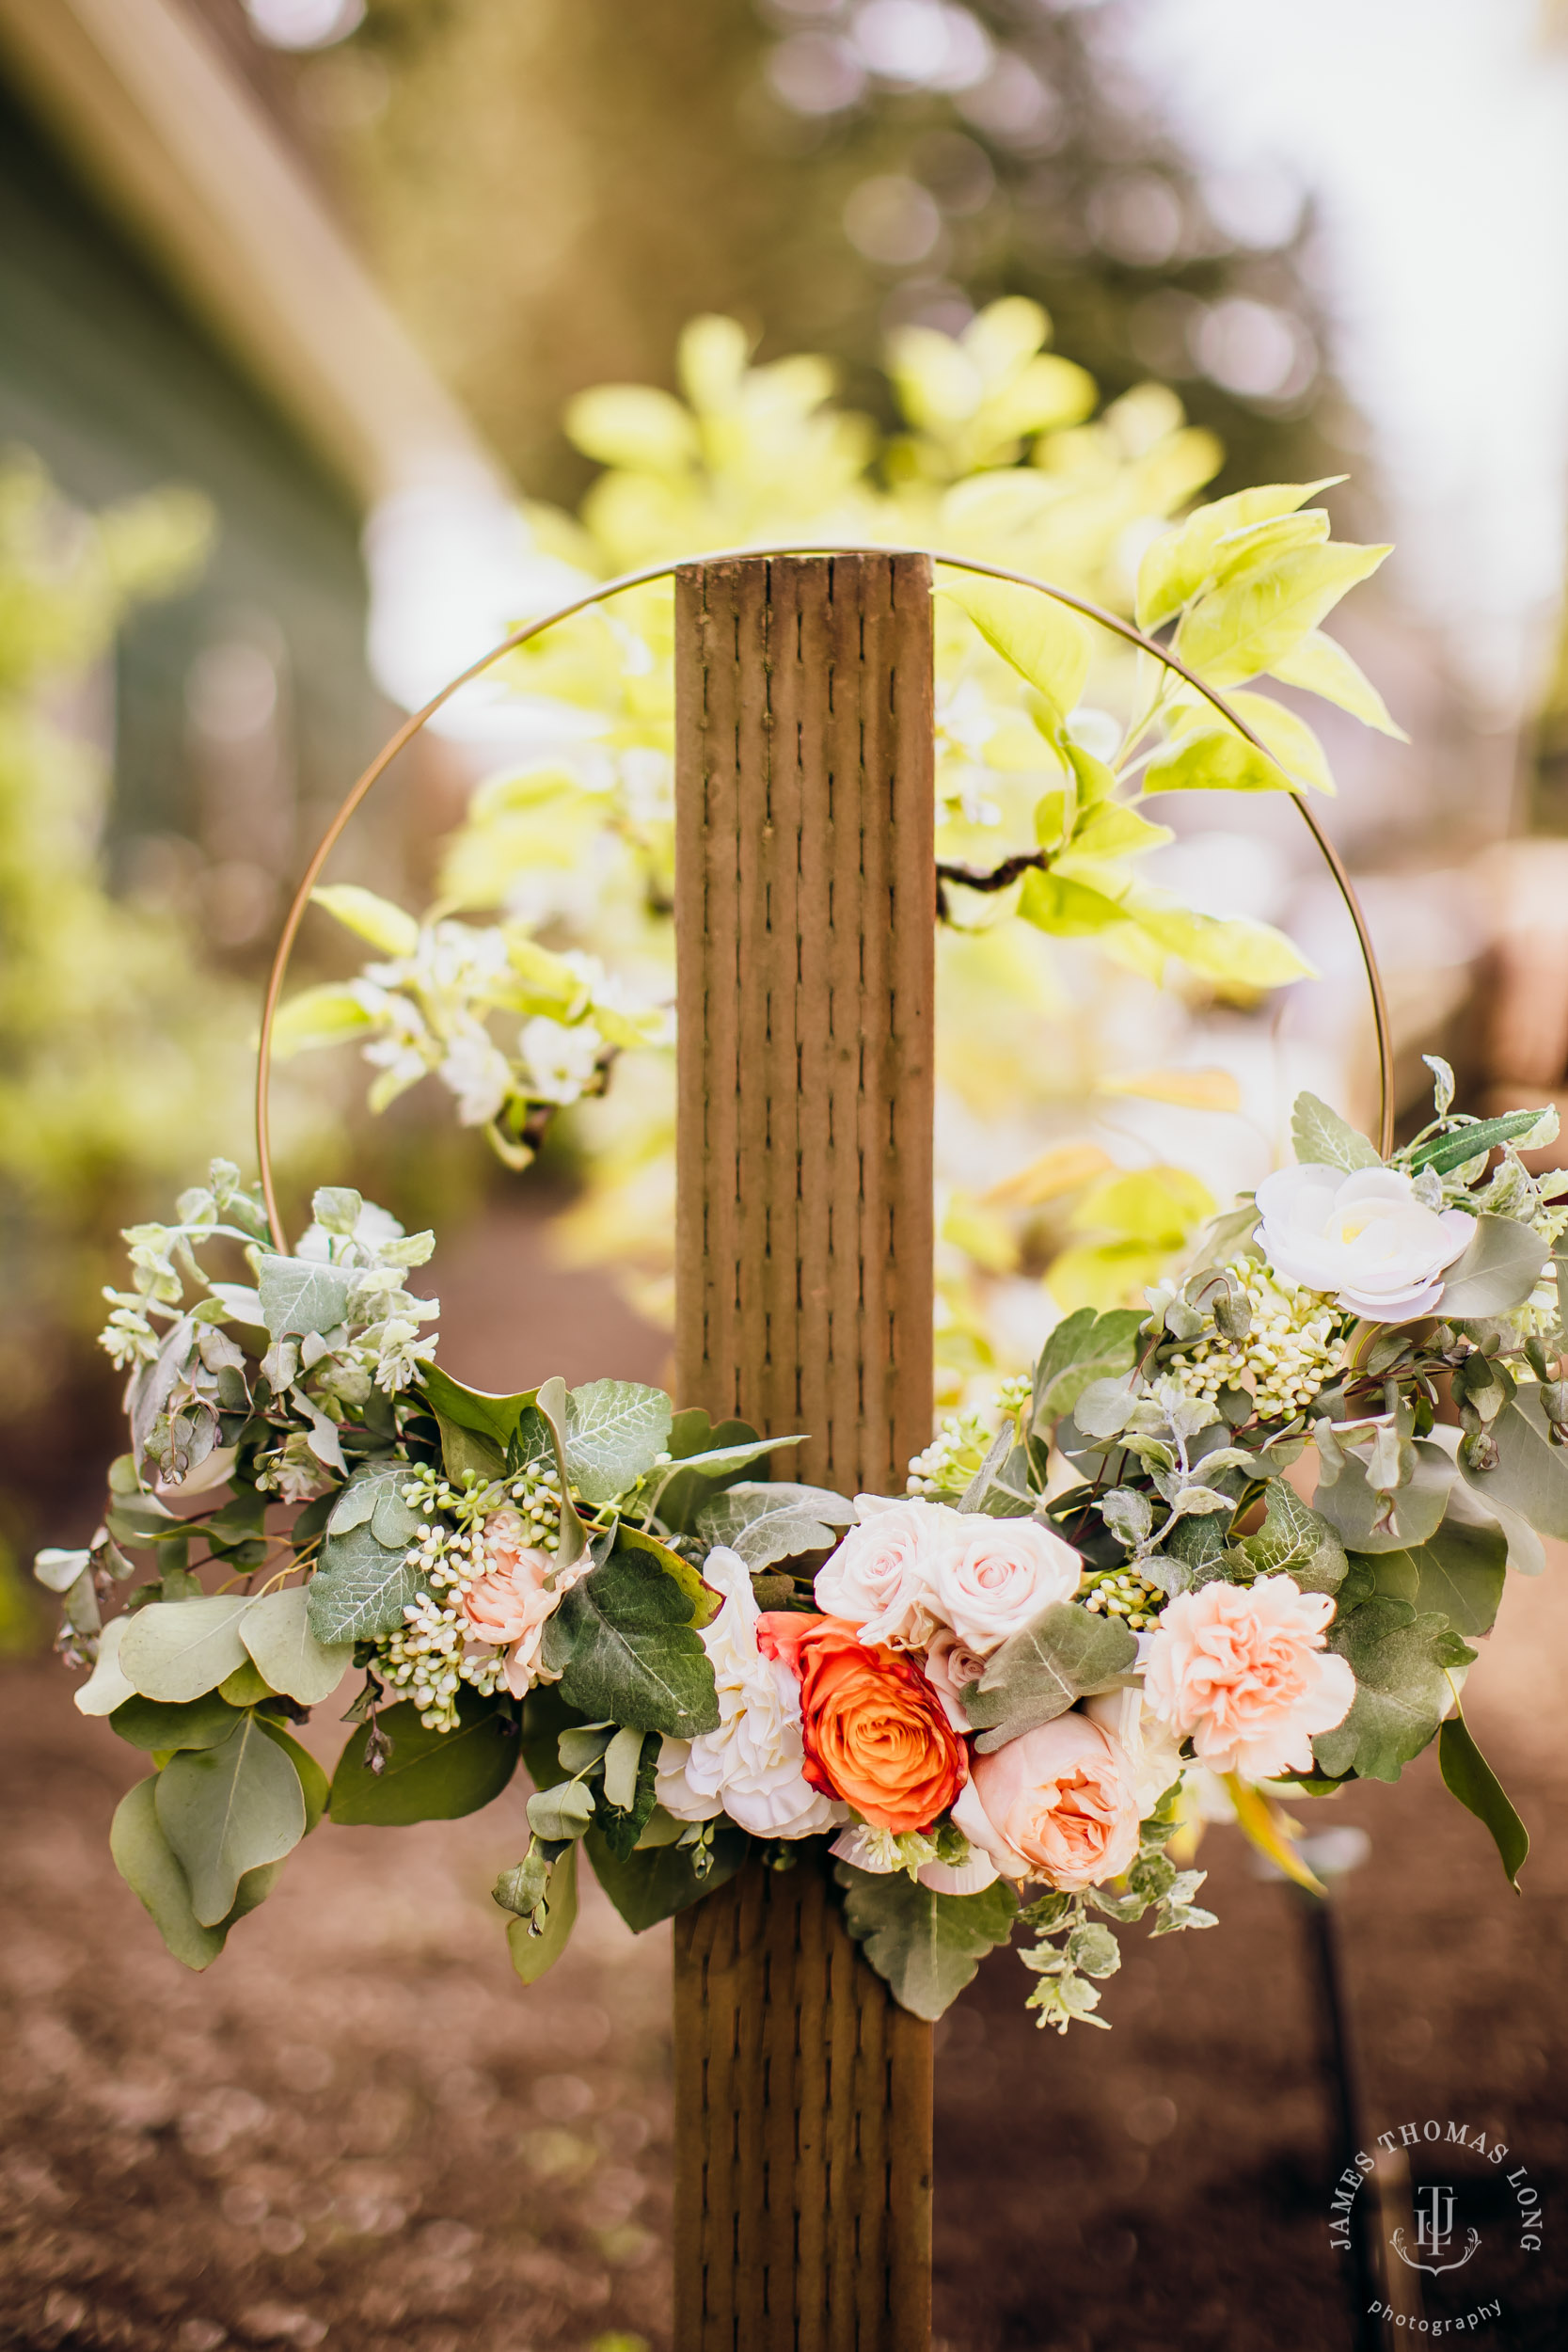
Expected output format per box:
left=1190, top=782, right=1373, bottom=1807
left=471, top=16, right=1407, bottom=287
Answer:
left=672, top=551, right=936, bottom=2350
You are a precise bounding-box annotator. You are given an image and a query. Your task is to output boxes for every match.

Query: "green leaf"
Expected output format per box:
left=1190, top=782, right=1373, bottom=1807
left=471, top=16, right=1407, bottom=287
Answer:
left=1175, top=540, right=1391, bottom=690
left=542, top=1543, right=720, bottom=1737
left=1124, top=897, right=1313, bottom=989
left=653, top=1414, right=800, bottom=1534
left=1439, top=1712, right=1528, bottom=1890
left=1142, top=726, right=1294, bottom=797
left=109, top=1689, right=245, bottom=1753
left=255, top=1253, right=355, bottom=1343
left=1433, top=1215, right=1544, bottom=1318
left=532, top=1377, right=588, bottom=1569
left=598, top=1732, right=661, bottom=1861
left=73, top=1615, right=139, bottom=1717
left=936, top=572, right=1090, bottom=723
left=584, top=1821, right=751, bottom=1931
left=1031, top=1308, right=1145, bottom=1429
left=527, top=1778, right=597, bottom=1841
left=1461, top=1387, right=1568, bottom=1539
left=1237, top=1480, right=1347, bottom=1594
left=1212, top=690, right=1336, bottom=796
left=328, top=1691, right=519, bottom=1824
left=1386, top=1515, right=1507, bottom=1638
left=216, top=1660, right=273, bottom=1708
left=254, top=1716, right=329, bottom=1833
left=1135, top=481, right=1345, bottom=631
left=240, top=1585, right=353, bottom=1706
left=1017, top=869, right=1128, bottom=936
left=1312, top=1598, right=1453, bottom=1782
left=154, top=1713, right=308, bottom=1925
left=615, top=1522, right=719, bottom=1627
left=1270, top=629, right=1407, bottom=739
left=1313, top=1438, right=1453, bottom=1554
left=963, top=1601, right=1138, bottom=1754
left=1408, top=1110, right=1555, bottom=1178
left=564, top=1379, right=673, bottom=1506
left=417, top=1363, right=538, bottom=1456
left=109, top=1777, right=280, bottom=1971
left=835, top=1863, right=1019, bottom=2020
left=310, top=882, right=420, bottom=956
left=506, top=1844, right=579, bottom=1984
left=1291, top=1090, right=1380, bottom=1173
left=307, top=1463, right=423, bottom=1644
left=119, top=1597, right=254, bottom=1704
left=694, top=1480, right=857, bottom=1568
left=271, top=983, right=376, bottom=1060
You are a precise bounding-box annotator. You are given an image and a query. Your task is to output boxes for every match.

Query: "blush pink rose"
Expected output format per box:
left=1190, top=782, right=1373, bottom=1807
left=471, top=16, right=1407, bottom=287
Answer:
left=813, top=1499, right=958, bottom=1647
left=920, top=1627, right=994, bottom=1730
left=1141, top=1573, right=1355, bottom=1781
left=957, top=1712, right=1140, bottom=1890
left=459, top=1509, right=583, bottom=1697
left=927, top=1518, right=1083, bottom=1652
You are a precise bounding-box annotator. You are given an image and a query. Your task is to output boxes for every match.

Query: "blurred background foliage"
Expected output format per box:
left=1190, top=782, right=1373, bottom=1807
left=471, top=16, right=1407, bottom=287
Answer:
left=303, top=0, right=1342, bottom=502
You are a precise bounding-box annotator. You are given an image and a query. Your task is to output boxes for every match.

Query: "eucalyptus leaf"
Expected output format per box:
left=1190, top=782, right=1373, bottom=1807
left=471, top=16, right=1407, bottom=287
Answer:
left=1460, top=1388, right=1568, bottom=1539
left=109, top=1689, right=245, bottom=1753
left=73, top=1615, right=139, bottom=1717
left=527, top=1778, right=596, bottom=1842
left=256, top=1253, right=355, bottom=1342
left=1382, top=1515, right=1507, bottom=1638
left=694, top=1481, right=857, bottom=1568
left=541, top=1543, right=720, bottom=1738
left=1312, top=1598, right=1454, bottom=1782
left=1439, top=1712, right=1528, bottom=1889
left=506, top=1844, right=578, bottom=1985
left=564, top=1379, right=674, bottom=1506
left=1290, top=1092, right=1380, bottom=1174
left=1031, top=1308, right=1145, bottom=1430
left=1312, top=1438, right=1452, bottom=1553
left=328, top=1692, right=519, bottom=1825
left=1435, top=1216, right=1546, bottom=1319
left=963, top=1602, right=1138, bottom=1753
left=239, top=1584, right=353, bottom=1705
left=255, top=1716, right=330, bottom=1834
left=154, top=1712, right=308, bottom=1924
left=119, top=1597, right=254, bottom=1704
left=109, top=1777, right=279, bottom=1971
left=835, top=1862, right=1019, bottom=2020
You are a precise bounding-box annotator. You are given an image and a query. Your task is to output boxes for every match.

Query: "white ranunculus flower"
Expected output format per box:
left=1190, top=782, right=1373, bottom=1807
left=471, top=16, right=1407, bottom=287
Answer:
left=1084, top=1685, right=1185, bottom=1814
left=656, top=1549, right=844, bottom=1839
left=1255, top=1164, right=1472, bottom=1322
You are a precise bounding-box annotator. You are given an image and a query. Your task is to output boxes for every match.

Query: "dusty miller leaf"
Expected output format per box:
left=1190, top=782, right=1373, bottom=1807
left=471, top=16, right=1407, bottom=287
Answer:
left=835, top=1863, right=1019, bottom=2020
left=694, top=1481, right=857, bottom=1568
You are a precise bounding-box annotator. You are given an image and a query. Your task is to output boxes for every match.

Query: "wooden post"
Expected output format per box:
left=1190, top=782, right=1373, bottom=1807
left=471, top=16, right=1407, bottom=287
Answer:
left=672, top=552, right=936, bottom=2351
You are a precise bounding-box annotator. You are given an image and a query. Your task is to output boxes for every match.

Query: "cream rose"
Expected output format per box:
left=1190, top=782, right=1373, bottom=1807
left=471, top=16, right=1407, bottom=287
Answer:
left=927, top=1518, right=1083, bottom=1654
left=1085, top=1685, right=1186, bottom=1814
left=656, top=1549, right=843, bottom=1839
left=813, top=1498, right=958, bottom=1647
left=956, top=1712, right=1140, bottom=1890
left=1255, top=1163, right=1471, bottom=1322
left=1141, top=1572, right=1356, bottom=1781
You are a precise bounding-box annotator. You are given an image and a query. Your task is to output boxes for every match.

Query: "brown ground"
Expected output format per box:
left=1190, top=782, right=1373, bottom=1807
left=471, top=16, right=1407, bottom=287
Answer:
left=4, top=1205, right=1565, bottom=2352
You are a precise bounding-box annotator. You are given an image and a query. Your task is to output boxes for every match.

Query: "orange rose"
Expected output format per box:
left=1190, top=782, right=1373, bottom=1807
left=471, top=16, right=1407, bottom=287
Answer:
left=757, top=1613, right=966, bottom=1834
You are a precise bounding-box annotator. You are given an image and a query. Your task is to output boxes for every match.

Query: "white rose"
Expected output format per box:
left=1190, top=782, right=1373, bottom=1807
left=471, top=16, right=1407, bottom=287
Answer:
left=813, top=1497, right=958, bottom=1647
left=1255, top=1163, right=1471, bottom=1322
left=927, top=1516, right=1083, bottom=1653
left=657, top=1549, right=844, bottom=1839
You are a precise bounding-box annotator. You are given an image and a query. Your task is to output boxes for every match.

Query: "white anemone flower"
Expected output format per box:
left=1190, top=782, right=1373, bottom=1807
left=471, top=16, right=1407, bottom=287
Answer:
left=1254, top=1164, right=1471, bottom=1322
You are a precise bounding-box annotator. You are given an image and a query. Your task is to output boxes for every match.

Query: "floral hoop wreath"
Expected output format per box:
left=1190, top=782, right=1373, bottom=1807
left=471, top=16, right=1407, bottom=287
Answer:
left=42, top=548, right=1561, bottom=2028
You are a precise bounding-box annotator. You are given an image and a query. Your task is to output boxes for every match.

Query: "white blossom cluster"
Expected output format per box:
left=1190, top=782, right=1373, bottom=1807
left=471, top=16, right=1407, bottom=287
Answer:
left=1164, top=1259, right=1339, bottom=1422
left=372, top=1461, right=566, bottom=1729
left=906, top=1371, right=1032, bottom=1500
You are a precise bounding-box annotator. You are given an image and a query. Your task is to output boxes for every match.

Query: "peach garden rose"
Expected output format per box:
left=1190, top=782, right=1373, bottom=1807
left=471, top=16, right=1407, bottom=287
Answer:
left=1141, top=1573, right=1355, bottom=1782
left=458, top=1507, right=580, bottom=1697
left=955, top=1711, right=1141, bottom=1890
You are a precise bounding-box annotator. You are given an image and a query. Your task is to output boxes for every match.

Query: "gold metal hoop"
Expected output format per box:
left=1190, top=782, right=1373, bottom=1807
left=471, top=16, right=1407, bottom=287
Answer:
left=255, top=545, right=1395, bottom=1249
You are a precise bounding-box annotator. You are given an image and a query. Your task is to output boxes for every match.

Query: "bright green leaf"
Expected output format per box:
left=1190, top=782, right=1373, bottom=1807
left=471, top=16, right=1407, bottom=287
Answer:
left=936, top=572, right=1091, bottom=722
left=1270, top=629, right=1408, bottom=739
left=271, top=984, right=374, bottom=1060
left=310, top=884, right=419, bottom=957
left=1017, top=869, right=1128, bottom=936
left=1142, top=726, right=1294, bottom=797
left=1134, top=480, right=1345, bottom=631
left=1175, top=541, right=1391, bottom=690
left=1125, top=897, right=1315, bottom=989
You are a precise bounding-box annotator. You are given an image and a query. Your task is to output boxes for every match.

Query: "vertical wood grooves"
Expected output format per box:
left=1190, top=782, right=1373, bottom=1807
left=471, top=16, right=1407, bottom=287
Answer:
left=672, top=554, right=935, bottom=2352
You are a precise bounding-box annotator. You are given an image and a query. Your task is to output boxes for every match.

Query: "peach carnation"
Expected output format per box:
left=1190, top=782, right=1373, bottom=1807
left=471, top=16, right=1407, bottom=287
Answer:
left=758, top=1612, right=966, bottom=1834
left=1141, top=1573, right=1355, bottom=1781
left=957, top=1712, right=1140, bottom=1890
